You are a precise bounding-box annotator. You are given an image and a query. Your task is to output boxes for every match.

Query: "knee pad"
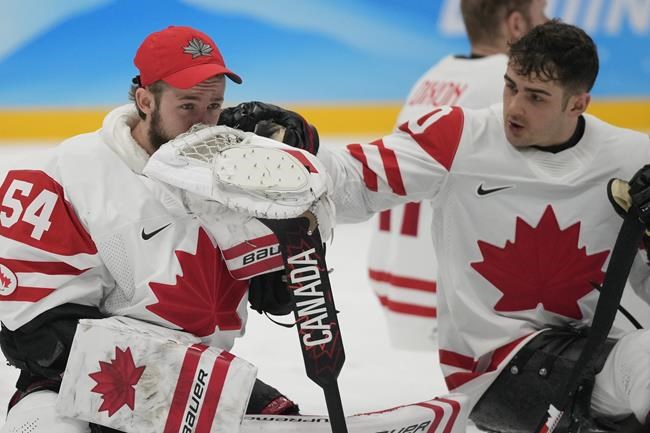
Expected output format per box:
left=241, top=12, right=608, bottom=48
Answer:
left=1, top=390, right=90, bottom=433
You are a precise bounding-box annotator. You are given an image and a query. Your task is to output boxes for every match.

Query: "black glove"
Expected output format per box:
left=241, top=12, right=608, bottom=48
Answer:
left=248, top=270, right=293, bottom=316
left=0, top=303, right=106, bottom=380
left=218, top=101, right=319, bottom=155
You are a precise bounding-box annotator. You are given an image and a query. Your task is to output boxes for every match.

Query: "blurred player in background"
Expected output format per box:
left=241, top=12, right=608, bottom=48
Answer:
left=367, top=0, right=548, bottom=350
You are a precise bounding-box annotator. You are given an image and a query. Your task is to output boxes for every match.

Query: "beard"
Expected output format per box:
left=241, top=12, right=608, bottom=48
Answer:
left=148, top=107, right=174, bottom=152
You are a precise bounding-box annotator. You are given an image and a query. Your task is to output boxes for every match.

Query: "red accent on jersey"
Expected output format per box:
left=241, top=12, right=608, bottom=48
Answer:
left=347, top=143, right=378, bottom=191
left=439, top=350, right=478, bottom=371
left=378, top=210, right=391, bottom=231
left=0, top=258, right=87, bottom=275
left=164, top=344, right=209, bottom=433
left=369, top=138, right=406, bottom=195
left=471, top=205, right=609, bottom=320
left=0, top=170, right=97, bottom=256
left=378, top=295, right=437, bottom=318
left=415, top=401, right=444, bottom=432
left=401, top=202, right=421, bottom=236
left=0, top=286, right=54, bottom=302
left=408, top=80, right=469, bottom=107
left=368, top=269, right=437, bottom=293
left=221, top=234, right=278, bottom=260
left=147, top=228, right=248, bottom=335
left=89, top=347, right=146, bottom=417
left=281, top=149, right=319, bottom=173
left=443, top=334, right=530, bottom=390
left=398, top=106, right=464, bottom=171
left=195, top=351, right=235, bottom=432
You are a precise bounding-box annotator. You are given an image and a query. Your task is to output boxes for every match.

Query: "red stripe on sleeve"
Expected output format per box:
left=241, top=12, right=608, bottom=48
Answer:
left=0, top=258, right=87, bottom=275
left=347, top=143, right=378, bottom=191
left=0, top=286, right=54, bottom=302
left=371, top=138, right=406, bottom=195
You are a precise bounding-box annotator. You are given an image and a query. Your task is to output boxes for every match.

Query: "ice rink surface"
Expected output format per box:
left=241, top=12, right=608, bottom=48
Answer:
left=1, top=138, right=649, bottom=432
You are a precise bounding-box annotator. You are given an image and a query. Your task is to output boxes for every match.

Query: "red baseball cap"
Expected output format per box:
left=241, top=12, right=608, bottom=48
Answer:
left=134, top=25, right=242, bottom=89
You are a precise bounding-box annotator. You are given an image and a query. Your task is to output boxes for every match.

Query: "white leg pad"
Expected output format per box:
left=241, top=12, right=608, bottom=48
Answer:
left=1, top=390, right=91, bottom=433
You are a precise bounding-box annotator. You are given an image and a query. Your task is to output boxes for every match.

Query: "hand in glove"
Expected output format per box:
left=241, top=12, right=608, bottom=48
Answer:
left=218, top=101, right=319, bottom=155
left=248, top=270, right=293, bottom=316
left=608, top=164, right=650, bottom=226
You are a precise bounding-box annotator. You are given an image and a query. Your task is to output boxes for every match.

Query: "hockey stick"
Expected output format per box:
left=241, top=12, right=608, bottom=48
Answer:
left=534, top=209, right=646, bottom=433
left=260, top=215, right=348, bottom=433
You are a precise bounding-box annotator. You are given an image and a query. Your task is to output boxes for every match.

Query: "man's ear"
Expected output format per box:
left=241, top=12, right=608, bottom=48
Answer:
left=135, top=87, right=155, bottom=116
left=567, top=93, right=591, bottom=117
left=505, top=11, right=530, bottom=41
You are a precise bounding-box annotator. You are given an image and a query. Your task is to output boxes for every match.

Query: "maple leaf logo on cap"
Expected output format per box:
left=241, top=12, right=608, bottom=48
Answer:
left=183, top=37, right=213, bottom=58
left=471, top=205, right=609, bottom=320
left=89, top=347, right=145, bottom=417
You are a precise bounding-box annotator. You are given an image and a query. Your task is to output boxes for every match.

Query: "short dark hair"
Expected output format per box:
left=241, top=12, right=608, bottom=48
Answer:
left=461, top=0, right=534, bottom=45
left=508, top=19, right=599, bottom=93
left=127, top=77, right=169, bottom=120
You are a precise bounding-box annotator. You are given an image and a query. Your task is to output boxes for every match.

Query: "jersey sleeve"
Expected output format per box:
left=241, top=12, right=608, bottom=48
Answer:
left=319, top=106, right=465, bottom=223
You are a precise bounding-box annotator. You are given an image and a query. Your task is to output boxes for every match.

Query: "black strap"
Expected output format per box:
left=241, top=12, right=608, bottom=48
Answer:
left=535, top=210, right=646, bottom=432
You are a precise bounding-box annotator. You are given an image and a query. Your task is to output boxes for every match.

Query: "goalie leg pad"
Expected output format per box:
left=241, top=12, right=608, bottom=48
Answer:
left=2, top=390, right=91, bottom=433
left=56, top=317, right=257, bottom=433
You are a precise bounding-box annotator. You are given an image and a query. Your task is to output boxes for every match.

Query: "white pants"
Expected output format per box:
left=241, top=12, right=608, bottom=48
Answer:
left=592, top=329, right=650, bottom=423
left=0, top=390, right=90, bottom=433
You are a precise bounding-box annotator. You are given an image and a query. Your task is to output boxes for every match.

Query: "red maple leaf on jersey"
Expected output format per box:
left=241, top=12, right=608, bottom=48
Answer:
left=89, top=347, right=145, bottom=416
left=0, top=271, right=10, bottom=289
left=471, top=205, right=609, bottom=319
left=147, top=228, right=248, bottom=336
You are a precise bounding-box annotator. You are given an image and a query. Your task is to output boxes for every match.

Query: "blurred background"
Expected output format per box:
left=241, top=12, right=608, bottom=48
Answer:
left=0, top=0, right=648, bottom=141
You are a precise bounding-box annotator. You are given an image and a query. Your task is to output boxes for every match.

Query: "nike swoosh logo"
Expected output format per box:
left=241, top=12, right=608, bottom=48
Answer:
left=476, top=183, right=514, bottom=196
left=141, top=223, right=172, bottom=240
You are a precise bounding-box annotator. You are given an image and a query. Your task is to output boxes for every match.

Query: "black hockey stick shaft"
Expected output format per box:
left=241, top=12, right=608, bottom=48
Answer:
left=534, top=210, right=646, bottom=433
left=260, top=216, right=348, bottom=433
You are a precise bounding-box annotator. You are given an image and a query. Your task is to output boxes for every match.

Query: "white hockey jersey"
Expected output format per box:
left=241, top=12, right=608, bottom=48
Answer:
left=321, top=104, right=650, bottom=406
left=0, top=105, right=281, bottom=351
left=368, top=54, right=508, bottom=350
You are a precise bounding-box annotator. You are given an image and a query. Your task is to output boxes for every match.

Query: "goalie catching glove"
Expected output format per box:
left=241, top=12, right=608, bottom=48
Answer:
left=143, top=124, right=334, bottom=240
left=218, top=101, right=319, bottom=155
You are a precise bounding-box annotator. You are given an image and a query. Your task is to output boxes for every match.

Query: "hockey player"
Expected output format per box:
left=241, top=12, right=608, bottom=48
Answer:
left=221, top=21, right=650, bottom=432
left=367, top=0, right=548, bottom=351
left=0, top=25, right=318, bottom=432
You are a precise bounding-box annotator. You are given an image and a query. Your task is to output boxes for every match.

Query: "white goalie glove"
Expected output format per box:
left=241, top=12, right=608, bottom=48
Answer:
left=143, top=124, right=334, bottom=243
left=143, top=124, right=334, bottom=279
